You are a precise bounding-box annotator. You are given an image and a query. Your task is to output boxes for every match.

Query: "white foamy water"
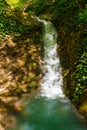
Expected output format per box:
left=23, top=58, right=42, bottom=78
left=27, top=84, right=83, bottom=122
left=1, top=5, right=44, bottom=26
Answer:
left=37, top=18, right=65, bottom=99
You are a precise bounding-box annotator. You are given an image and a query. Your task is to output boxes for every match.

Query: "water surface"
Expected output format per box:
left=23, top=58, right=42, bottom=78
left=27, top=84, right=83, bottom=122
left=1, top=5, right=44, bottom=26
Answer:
left=12, top=96, right=86, bottom=130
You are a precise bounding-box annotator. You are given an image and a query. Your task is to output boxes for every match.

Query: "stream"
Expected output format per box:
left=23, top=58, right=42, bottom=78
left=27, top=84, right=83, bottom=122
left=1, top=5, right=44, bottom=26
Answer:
left=11, top=20, right=86, bottom=130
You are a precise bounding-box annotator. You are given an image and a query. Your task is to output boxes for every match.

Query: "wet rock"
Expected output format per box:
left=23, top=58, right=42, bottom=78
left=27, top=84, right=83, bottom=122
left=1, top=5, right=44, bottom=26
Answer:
left=79, top=102, right=87, bottom=117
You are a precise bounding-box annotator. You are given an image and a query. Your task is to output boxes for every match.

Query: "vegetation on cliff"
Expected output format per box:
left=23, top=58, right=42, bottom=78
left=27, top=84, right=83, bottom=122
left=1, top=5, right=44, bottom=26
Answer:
left=0, top=0, right=43, bottom=98
left=0, top=0, right=87, bottom=116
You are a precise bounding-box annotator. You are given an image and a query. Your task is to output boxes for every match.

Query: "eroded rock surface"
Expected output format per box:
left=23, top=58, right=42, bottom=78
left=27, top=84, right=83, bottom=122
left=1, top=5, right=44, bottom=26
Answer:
left=0, top=26, right=43, bottom=129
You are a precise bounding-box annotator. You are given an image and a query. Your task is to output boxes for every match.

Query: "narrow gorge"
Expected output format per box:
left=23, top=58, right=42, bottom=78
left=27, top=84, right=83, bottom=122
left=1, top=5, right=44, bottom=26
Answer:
left=10, top=19, right=86, bottom=130
left=0, top=0, right=87, bottom=130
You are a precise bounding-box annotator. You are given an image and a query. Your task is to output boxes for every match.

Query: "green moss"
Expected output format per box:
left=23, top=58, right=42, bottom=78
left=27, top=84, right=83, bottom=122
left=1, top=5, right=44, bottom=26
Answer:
left=27, top=81, right=38, bottom=89
left=5, top=0, right=27, bottom=9
left=16, top=88, right=23, bottom=94
left=28, top=73, right=35, bottom=79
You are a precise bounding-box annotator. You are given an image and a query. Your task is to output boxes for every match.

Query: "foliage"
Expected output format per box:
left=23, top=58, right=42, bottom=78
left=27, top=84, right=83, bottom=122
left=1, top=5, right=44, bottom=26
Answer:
left=5, top=0, right=27, bottom=9
left=72, top=1, right=87, bottom=101
left=79, top=4, right=87, bottom=22
left=0, top=0, right=30, bottom=37
left=74, top=36, right=87, bottom=101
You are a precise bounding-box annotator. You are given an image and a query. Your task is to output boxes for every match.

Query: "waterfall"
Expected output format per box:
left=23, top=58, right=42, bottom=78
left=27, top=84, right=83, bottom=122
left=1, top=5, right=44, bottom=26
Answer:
left=37, top=18, right=65, bottom=99
left=9, top=18, right=86, bottom=130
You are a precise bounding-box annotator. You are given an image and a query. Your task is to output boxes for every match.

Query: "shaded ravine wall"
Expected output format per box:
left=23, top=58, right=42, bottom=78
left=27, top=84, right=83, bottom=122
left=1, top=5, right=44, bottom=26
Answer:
left=52, top=18, right=87, bottom=119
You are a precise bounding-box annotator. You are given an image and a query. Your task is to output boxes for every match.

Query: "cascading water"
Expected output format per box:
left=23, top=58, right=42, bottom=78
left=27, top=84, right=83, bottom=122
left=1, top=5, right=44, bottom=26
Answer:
left=11, top=19, right=86, bottom=130
left=37, top=19, right=65, bottom=99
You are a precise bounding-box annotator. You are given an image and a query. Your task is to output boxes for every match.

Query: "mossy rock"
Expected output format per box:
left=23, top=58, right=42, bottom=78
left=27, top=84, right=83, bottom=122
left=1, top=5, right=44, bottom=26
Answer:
left=79, top=101, right=87, bottom=117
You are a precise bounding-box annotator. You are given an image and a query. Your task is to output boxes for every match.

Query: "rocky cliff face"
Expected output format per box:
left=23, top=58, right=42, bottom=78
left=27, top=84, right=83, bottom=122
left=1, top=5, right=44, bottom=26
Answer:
left=51, top=8, right=87, bottom=120
left=0, top=18, right=43, bottom=129
left=53, top=20, right=87, bottom=118
left=0, top=0, right=87, bottom=123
